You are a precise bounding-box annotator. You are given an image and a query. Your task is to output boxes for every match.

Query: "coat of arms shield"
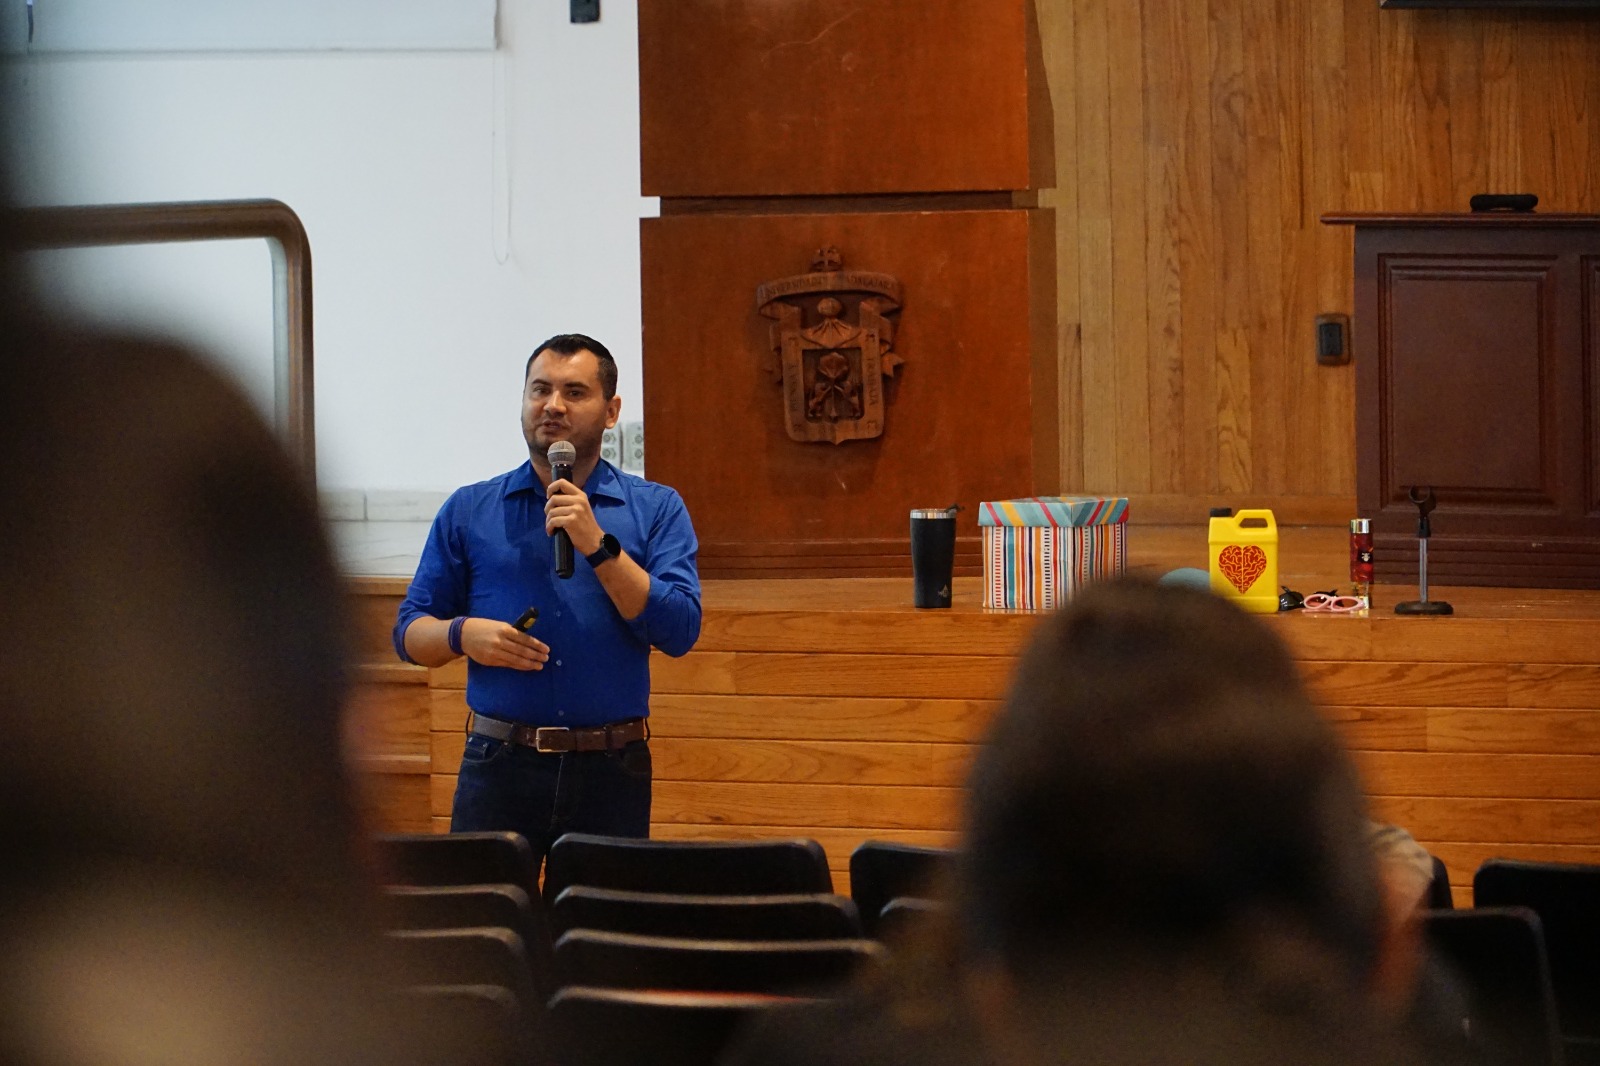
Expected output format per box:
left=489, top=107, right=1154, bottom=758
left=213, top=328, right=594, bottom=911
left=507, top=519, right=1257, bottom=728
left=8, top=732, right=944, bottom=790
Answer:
left=756, top=248, right=904, bottom=445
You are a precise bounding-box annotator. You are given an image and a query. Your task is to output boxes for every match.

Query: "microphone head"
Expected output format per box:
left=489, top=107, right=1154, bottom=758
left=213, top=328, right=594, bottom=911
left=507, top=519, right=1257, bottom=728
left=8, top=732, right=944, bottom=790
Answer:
left=547, top=440, right=576, bottom=468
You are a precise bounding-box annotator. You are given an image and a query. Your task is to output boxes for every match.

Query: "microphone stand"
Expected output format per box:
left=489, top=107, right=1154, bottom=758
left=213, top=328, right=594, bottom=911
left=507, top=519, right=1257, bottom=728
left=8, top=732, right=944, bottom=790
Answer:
left=1394, top=486, right=1452, bottom=616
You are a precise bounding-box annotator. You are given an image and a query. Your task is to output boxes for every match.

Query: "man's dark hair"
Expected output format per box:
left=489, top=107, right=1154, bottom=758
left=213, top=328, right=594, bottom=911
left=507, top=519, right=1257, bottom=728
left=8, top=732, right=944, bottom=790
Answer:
left=525, top=333, right=618, bottom=400
left=960, top=580, right=1385, bottom=990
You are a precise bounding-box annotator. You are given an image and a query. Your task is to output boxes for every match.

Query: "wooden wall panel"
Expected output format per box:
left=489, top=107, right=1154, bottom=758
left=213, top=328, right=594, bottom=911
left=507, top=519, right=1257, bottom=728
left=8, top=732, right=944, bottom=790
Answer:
left=1036, top=0, right=1600, bottom=517
left=639, top=0, right=1033, bottom=197
left=641, top=209, right=1056, bottom=576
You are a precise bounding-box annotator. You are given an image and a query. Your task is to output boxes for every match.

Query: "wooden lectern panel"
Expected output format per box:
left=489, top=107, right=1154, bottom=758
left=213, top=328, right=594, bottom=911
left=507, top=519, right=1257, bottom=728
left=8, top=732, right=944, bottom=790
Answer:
left=641, top=209, right=1057, bottom=578
left=1381, top=258, right=1561, bottom=508
left=639, top=0, right=1033, bottom=197
left=1328, top=213, right=1600, bottom=586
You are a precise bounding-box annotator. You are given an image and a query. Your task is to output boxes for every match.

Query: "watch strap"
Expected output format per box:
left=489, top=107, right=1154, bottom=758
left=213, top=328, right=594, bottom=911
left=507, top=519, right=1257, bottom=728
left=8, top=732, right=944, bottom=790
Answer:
left=586, top=533, right=620, bottom=568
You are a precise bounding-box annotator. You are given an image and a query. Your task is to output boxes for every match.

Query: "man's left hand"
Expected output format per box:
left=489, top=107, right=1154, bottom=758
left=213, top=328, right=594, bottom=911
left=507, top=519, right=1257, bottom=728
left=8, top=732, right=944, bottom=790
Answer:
left=545, top=479, right=603, bottom=557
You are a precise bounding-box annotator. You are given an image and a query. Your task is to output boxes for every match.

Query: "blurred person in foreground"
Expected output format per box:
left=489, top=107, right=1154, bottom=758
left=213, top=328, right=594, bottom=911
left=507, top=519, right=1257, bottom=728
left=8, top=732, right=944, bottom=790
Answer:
left=0, top=265, right=509, bottom=1061
left=726, top=580, right=1444, bottom=1066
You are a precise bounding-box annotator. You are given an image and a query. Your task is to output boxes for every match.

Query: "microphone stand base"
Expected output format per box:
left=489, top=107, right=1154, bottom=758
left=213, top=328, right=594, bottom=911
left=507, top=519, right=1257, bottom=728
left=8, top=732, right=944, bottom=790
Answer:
left=1394, top=600, right=1453, bottom=616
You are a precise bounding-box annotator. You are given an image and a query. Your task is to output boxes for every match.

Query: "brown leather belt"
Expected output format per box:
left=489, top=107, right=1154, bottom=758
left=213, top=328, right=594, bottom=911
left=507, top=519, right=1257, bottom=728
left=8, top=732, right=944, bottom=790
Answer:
left=468, top=711, right=647, bottom=754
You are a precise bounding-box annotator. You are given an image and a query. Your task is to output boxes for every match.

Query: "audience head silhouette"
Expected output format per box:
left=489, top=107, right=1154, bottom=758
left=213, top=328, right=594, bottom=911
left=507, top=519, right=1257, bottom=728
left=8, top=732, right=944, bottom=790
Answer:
left=955, top=580, right=1416, bottom=1063
left=0, top=276, right=494, bottom=1061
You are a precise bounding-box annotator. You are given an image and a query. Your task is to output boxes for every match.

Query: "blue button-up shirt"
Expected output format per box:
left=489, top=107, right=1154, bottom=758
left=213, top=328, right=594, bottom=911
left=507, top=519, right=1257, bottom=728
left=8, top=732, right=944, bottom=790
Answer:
left=392, top=460, right=701, bottom=726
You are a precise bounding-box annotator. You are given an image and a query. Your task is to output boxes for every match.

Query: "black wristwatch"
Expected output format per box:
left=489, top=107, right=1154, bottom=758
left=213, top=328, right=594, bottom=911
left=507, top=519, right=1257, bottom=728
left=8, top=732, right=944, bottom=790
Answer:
left=586, top=532, right=621, bottom=568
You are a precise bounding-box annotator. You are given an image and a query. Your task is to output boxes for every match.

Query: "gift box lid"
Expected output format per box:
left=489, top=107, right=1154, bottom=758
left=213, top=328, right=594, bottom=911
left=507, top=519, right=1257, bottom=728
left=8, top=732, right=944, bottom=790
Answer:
left=978, top=496, right=1129, bottom=527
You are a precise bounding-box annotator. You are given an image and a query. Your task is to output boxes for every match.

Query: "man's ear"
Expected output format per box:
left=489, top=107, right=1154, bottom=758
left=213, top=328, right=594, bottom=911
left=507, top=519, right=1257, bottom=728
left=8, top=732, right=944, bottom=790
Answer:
left=606, top=394, right=622, bottom=429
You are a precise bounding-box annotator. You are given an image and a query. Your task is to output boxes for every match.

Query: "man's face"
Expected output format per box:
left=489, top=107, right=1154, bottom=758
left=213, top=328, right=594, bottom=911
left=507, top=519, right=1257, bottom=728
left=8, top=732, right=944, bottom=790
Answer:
left=521, top=348, right=621, bottom=464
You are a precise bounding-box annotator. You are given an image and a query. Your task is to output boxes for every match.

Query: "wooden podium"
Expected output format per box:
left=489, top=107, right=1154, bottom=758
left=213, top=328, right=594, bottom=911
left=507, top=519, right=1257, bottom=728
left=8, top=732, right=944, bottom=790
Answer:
left=638, top=0, right=1057, bottom=579
left=1325, top=212, right=1600, bottom=587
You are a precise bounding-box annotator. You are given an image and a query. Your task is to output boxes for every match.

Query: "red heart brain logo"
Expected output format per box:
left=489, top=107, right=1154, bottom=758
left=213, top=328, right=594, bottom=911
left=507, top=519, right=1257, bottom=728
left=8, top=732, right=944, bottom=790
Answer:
left=1218, top=544, right=1268, bottom=594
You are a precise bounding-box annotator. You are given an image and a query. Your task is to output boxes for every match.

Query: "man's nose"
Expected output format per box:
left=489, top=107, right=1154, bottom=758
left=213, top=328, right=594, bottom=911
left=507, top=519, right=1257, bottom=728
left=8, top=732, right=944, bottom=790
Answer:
left=544, top=392, right=566, bottom=413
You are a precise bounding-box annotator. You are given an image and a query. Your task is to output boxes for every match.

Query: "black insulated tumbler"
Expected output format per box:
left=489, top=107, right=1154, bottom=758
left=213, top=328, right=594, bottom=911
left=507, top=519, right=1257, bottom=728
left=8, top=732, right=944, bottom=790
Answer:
left=910, top=507, right=958, bottom=608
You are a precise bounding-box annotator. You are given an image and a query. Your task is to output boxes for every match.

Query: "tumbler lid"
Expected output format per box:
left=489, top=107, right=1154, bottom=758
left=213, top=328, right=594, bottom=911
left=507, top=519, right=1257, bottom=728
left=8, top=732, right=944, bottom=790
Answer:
left=1350, top=518, right=1371, bottom=534
left=910, top=507, right=958, bottom=519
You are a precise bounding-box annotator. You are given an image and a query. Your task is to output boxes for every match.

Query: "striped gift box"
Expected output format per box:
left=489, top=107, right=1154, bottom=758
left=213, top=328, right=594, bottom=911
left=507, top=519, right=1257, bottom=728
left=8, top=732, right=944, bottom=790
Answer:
left=978, top=497, right=1129, bottom=610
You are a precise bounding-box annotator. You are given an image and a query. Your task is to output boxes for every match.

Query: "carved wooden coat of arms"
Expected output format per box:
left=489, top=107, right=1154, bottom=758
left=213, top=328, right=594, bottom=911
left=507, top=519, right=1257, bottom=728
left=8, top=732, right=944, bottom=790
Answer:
left=756, top=248, right=903, bottom=444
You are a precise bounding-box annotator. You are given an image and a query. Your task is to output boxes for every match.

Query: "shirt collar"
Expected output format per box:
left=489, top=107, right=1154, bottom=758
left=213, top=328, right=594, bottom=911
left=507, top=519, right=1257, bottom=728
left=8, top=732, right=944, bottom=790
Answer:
left=504, top=458, right=625, bottom=503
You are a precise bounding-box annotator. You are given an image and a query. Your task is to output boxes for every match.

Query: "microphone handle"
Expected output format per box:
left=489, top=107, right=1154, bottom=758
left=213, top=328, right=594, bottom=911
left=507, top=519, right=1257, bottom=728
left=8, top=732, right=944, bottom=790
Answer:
left=552, top=461, right=575, bottom=579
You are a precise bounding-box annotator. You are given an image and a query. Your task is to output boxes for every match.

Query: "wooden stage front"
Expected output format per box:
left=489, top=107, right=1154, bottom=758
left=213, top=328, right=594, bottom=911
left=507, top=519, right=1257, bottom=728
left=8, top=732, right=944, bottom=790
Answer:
left=348, top=526, right=1600, bottom=903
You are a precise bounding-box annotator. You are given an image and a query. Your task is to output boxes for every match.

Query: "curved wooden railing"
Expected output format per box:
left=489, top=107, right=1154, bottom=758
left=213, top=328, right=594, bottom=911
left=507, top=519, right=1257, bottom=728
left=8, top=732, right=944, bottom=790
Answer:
left=10, top=199, right=316, bottom=476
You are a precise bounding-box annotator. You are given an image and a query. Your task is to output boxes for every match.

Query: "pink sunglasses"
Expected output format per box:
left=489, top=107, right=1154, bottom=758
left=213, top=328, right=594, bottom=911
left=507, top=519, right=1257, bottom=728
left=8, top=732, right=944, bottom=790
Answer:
left=1303, top=591, right=1366, bottom=613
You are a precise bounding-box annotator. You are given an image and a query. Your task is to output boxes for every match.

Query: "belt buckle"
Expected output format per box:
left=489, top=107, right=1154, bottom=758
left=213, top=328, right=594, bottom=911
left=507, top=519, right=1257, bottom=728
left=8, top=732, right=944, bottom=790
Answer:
left=532, top=727, right=567, bottom=753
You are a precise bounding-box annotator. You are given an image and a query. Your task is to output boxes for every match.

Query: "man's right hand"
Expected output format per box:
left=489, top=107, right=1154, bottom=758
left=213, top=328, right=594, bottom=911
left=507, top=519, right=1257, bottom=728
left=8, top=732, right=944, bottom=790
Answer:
left=460, top=618, right=549, bottom=671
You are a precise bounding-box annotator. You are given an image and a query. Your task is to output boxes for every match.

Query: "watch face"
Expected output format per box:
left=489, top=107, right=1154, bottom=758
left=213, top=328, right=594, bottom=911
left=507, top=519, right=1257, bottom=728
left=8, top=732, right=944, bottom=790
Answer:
left=589, top=533, right=620, bottom=565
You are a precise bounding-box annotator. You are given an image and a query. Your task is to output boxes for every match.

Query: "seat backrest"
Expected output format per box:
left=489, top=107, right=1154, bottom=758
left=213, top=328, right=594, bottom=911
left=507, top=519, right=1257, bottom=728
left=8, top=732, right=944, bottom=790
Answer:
left=551, top=929, right=885, bottom=995
left=1423, top=906, right=1564, bottom=1066
left=848, top=841, right=951, bottom=936
left=550, top=886, right=862, bottom=941
left=384, top=883, right=535, bottom=935
left=375, top=832, right=539, bottom=897
left=1425, top=855, right=1454, bottom=910
left=1475, top=859, right=1600, bottom=1042
left=543, top=833, right=833, bottom=904
left=403, top=983, right=535, bottom=1066
left=386, top=926, right=541, bottom=1019
left=549, top=986, right=801, bottom=1066
left=875, top=896, right=945, bottom=945
left=383, top=883, right=556, bottom=1000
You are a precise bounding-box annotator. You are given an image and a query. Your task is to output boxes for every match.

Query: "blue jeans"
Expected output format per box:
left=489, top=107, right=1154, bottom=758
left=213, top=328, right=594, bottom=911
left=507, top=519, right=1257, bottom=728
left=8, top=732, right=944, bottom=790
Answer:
left=449, top=732, right=652, bottom=872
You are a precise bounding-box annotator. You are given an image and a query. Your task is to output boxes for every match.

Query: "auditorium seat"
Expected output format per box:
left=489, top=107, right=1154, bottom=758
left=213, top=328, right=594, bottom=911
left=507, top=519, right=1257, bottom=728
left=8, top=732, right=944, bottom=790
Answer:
left=550, top=886, right=862, bottom=941
left=1425, top=855, right=1454, bottom=910
left=1474, top=859, right=1600, bottom=1065
left=543, top=833, right=833, bottom=905
left=551, top=929, right=885, bottom=995
left=374, top=831, right=539, bottom=897
left=848, top=841, right=950, bottom=937
left=386, top=926, right=541, bottom=1019
left=549, top=986, right=806, bottom=1066
left=402, top=983, right=529, bottom=1066
left=382, top=882, right=554, bottom=998
left=1421, top=907, right=1563, bottom=1066
left=384, top=883, right=536, bottom=938
left=875, top=896, right=945, bottom=944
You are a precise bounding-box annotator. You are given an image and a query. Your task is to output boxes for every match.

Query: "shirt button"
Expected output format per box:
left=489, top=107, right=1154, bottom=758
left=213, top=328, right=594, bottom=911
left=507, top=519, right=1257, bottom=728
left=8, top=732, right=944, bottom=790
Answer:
left=555, top=660, right=563, bottom=667
left=556, top=610, right=562, bottom=618
left=558, top=710, right=565, bottom=717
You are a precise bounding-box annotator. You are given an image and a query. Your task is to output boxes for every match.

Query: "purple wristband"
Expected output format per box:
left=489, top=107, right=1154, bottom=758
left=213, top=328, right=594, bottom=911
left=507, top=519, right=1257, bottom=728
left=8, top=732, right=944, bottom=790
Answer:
left=447, top=616, right=467, bottom=657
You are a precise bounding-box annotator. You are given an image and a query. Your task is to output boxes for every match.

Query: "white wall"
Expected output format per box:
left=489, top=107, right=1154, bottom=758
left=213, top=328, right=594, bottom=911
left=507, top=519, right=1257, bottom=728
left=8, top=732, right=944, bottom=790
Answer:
left=2, top=0, right=654, bottom=493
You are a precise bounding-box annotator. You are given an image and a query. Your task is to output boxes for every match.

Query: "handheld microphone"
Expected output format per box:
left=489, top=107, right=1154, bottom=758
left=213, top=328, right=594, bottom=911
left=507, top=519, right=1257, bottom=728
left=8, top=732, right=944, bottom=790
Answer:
left=548, top=440, right=576, bottom=579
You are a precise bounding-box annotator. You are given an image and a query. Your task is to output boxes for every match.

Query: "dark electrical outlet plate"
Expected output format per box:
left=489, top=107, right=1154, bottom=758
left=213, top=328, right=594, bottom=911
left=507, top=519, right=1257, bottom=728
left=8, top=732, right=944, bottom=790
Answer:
left=1315, top=314, right=1350, bottom=366
left=571, top=0, right=599, bottom=22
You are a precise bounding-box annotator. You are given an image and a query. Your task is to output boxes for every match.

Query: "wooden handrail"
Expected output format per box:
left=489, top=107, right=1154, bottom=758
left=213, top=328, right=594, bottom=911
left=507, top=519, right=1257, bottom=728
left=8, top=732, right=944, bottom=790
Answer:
left=10, top=199, right=316, bottom=477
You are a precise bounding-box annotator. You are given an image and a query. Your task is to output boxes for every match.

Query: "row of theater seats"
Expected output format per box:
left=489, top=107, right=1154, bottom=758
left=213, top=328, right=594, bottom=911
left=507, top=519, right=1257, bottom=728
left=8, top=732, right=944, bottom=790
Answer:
left=371, top=830, right=1600, bottom=1066
left=1417, top=858, right=1600, bottom=1066
left=372, top=831, right=949, bottom=1066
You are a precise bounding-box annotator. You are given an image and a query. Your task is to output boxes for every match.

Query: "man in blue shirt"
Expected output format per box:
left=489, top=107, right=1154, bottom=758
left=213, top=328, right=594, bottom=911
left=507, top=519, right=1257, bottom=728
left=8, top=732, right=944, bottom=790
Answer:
left=394, top=334, right=701, bottom=865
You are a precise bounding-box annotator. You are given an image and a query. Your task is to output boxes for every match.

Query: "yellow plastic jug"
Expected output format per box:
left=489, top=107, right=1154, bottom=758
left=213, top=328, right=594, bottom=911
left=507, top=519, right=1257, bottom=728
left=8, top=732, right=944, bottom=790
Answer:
left=1208, top=509, right=1279, bottom=614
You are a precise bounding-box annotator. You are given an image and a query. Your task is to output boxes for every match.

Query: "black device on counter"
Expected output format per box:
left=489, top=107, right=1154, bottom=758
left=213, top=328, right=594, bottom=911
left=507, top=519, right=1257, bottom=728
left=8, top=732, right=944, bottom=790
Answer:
left=1469, top=193, right=1538, bottom=213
